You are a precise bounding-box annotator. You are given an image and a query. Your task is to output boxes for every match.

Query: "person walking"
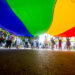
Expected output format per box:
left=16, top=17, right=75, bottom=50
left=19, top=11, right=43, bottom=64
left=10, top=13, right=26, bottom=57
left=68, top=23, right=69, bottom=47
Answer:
left=16, top=37, right=21, bottom=49
left=0, top=35, right=4, bottom=47
left=25, top=37, right=28, bottom=48
left=6, top=35, right=10, bottom=48
left=58, top=38, right=62, bottom=50
left=51, top=38, right=55, bottom=50
left=0, top=31, right=4, bottom=47
left=6, top=35, right=13, bottom=48
left=36, top=40, right=39, bottom=49
left=66, top=38, right=71, bottom=50
left=9, top=35, right=14, bottom=48
left=31, top=38, right=34, bottom=49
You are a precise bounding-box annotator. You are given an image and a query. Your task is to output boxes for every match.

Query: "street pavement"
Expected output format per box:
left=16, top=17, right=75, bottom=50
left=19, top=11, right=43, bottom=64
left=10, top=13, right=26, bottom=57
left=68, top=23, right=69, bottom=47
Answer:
left=0, top=50, right=75, bottom=75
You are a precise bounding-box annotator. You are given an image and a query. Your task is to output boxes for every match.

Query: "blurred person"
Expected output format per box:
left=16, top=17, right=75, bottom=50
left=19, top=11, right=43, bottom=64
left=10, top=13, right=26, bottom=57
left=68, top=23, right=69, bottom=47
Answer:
left=56, top=43, right=57, bottom=49
left=0, top=31, right=4, bottom=47
left=6, top=35, right=14, bottom=48
left=58, top=38, right=62, bottom=50
left=12, top=41, right=16, bottom=47
left=39, top=43, right=42, bottom=49
left=73, top=43, right=75, bottom=49
left=9, top=35, right=14, bottom=48
left=6, top=35, right=12, bottom=48
left=49, top=41, right=51, bottom=49
left=31, top=38, right=34, bottom=49
left=36, top=40, right=39, bottom=49
left=66, top=38, right=71, bottom=50
left=0, top=35, right=4, bottom=47
left=45, top=38, right=48, bottom=48
left=25, top=37, right=28, bottom=48
left=51, top=38, right=55, bottom=50
left=16, top=37, right=21, bottom=49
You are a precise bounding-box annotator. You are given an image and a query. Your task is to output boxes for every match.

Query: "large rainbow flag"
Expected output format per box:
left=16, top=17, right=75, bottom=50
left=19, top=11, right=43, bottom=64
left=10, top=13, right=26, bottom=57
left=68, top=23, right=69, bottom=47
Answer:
left=0, top=0, right=75, bottom=37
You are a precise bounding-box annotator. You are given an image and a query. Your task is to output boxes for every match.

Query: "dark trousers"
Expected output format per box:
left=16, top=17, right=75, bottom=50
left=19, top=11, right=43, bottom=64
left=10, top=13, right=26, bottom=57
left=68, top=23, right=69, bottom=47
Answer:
left=6, top=40, right=12, bottom=48
left=25, top=42, right=28, bottom=48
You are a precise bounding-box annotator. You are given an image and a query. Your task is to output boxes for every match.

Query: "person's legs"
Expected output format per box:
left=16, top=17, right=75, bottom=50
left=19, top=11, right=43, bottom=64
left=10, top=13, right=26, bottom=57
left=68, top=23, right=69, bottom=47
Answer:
left=59, top=47, right=60, bottom=50
left=25, top=42, right=28, bottom=48
left=68, top=46, right=69, bottom=50
left=31, top=43, right=33, bottom=49
left=0, top=40, right=2, bottom=47
left=9, top=41, right=12, bottom=48
left=16, top=45, right=18, bottom=49
left=66, top=45, right=68, bottom=50
left=25, top=42, right=27, bottom=48
left=61, top=46, right=62, bottom=50
left=52, top=44, right=54, bottom=50
left=16, top=45, right=19, bottom=49
left=1, top=42, right=3, bottom=47
left=6, top=40, right=9, bottom=48
left=67, top=45, right=70, bottom=50
left=8, top=40, right=10, bottom=48
left=5, top=40, right=7, bottom=48
left=59, top=46, right=62, bottom=50
left=69, top=45, right=70, bottom=50
left=0, top=42, right=1, bottom=47
left=26, top=42, right=28, bottom=48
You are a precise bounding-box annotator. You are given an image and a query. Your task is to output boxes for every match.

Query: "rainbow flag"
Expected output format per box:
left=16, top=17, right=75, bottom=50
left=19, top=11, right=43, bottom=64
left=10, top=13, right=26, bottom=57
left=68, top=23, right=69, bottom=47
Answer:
left=47, top=0, right=75, bottom=37
left=0, top=0, right=75, bottom=37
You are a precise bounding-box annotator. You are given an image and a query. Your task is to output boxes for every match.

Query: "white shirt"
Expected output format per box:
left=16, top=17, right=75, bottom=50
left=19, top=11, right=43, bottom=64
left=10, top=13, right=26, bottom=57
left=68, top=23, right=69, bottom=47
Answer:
left=25, top=38, right=28, bottom=42
left=16, top=38, right=21, bottom=45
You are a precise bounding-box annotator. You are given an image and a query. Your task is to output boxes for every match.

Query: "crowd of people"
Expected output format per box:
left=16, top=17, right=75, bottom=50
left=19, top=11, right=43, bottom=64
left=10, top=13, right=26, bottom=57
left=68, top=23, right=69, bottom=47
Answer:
left=50, top=38, right=71, bottom=50
left=0, top=31, right=75, bottom=50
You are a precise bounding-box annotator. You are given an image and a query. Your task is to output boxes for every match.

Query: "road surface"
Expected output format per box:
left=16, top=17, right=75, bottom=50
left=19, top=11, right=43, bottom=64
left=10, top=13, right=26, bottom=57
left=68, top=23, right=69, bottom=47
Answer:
left=0, top=49, right=75, bottom=75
